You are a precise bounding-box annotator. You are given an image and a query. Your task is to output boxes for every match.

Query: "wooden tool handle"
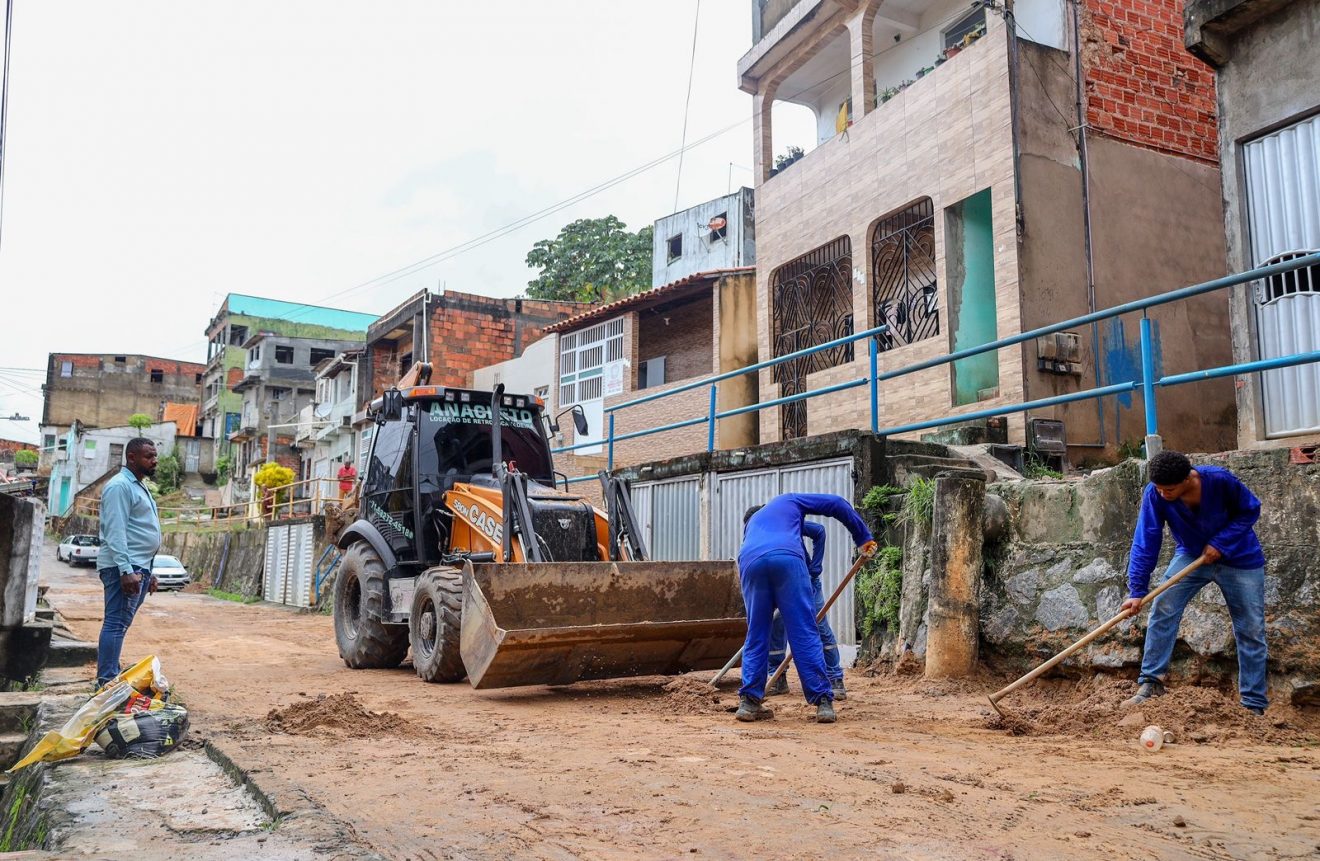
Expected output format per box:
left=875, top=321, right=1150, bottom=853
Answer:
left=988, top=555, right=1206, bottom=706
left=768, top=550, right=875, bottom=689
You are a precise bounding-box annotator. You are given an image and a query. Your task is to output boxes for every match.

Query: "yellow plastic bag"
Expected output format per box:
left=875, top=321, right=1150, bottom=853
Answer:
left=7, top=656, right=170, bottom=773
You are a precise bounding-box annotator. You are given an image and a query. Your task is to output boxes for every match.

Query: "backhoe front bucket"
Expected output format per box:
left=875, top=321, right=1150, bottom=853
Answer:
left=460, top=561, right=745, bottom=689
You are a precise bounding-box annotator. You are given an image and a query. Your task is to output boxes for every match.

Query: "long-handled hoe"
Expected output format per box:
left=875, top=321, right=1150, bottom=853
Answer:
left=987, top=554, right=1207, bottom=717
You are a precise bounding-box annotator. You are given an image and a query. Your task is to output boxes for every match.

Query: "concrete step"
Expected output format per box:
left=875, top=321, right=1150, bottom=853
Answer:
left=0, top=693, right=40, bottom=734
left=887, top=452, right=992, bottom=484
left=34, top=607, right=55, bottom=622
left=45, top=638, right=97, bottom=669
left=0, top=731, right=29, bottom=770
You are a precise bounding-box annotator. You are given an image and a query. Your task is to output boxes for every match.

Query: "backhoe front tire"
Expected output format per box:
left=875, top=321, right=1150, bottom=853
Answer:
left=409, top=567, right=466, bottom=683
left=334, top=541, right=409, bottom=669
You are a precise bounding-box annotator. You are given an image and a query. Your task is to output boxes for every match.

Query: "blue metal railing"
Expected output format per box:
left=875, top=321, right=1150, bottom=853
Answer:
left=551, top=252, right=1320, bottom=478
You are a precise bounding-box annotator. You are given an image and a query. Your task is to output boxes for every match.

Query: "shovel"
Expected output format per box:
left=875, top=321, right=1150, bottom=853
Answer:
left=987, top=554, right=1207, bottom=716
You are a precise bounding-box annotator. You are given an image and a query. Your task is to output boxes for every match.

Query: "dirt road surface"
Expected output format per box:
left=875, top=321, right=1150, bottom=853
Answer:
left=44, top=541, right=1320, bottom=861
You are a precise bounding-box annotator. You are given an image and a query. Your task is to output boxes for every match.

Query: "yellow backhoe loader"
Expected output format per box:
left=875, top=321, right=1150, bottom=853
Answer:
left=333, top=364, right=745, bottom=688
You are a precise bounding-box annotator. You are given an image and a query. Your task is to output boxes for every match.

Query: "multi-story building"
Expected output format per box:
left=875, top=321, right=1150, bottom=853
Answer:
left=39, top=353, right=204, bottom=469
left=356, top=289, right=587, bottom=410
left=45, top=420, right=178, bottom=515
left=651, top=188, right=756, bottom=287
left=227, top=332, right=366, bottom=480
left=294, top=350, right=363, bottom=497
left=1185, top=0, right=1320, bottom=447
left=546, top=268, right=759, bottom=485
left=202, top=293, right=375, bottom=466
left=737, top=0, right=1236, bottom=459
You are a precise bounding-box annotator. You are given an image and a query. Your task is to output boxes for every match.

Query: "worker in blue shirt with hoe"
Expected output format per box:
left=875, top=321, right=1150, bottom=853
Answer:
left=96, top=438, right=162, bottom=689
left=764, top=520, right=848, bottom=701
left=1120, top=450, right=1269, bottom=714
left=737, top=493, right=875, bottom=724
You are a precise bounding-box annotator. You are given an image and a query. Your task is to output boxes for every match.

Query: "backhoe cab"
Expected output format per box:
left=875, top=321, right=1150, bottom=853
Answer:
left=332, top=364, right=744, bottom=689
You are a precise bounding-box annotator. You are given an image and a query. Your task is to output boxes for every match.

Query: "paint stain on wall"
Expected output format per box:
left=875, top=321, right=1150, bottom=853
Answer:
left=1101, top=318, right=1162, bottom=409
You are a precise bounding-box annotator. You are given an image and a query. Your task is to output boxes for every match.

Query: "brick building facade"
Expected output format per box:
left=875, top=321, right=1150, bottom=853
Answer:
left=545, top=269, right=759, bottom=488
left=357, top=289, right=588, bottom=410
left=40, top=353, right=205, bottom=468
left=737, top=0, right=1235, bottom=461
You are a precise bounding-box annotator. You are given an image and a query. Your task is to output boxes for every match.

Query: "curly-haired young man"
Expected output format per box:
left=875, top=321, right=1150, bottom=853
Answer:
left=1121, top=451, right=1268, bottom=714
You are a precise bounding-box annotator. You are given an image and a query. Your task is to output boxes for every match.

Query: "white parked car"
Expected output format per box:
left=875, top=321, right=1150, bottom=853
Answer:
left=150, top=555, right=191, bottom=591
left=57, top=534, right=101, bottom=567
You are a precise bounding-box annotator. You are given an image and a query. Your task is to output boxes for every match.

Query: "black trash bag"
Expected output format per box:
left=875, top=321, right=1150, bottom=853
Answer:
left=94, top=703, right=190, bottom=759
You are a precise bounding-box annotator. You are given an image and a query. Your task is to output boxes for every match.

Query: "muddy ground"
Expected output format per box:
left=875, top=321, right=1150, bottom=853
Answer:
left=43, top=543, right=1320, bottom=861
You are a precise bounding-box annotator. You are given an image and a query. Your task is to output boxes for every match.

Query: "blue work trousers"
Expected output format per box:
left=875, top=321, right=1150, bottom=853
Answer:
left=96, top=566, right=150, bottom=688
left=739, top=551, right=832, bottom=704
left=1137, top=552, right=1269, bottom=711
left=769, top=576, right=842, bottom=681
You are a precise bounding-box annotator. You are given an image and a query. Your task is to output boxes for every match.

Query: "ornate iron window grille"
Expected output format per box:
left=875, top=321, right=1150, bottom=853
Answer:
left=770, top=236, right=854, bottom=440
left=871, top=198, right=939, bottom=352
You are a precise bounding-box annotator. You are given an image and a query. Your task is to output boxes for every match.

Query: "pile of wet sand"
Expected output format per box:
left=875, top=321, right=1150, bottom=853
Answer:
left=984, top=676, right=1320, bottom=745
left=659, top=676, right=735, bottom=716
left=266, top=692, right=414, bottom=736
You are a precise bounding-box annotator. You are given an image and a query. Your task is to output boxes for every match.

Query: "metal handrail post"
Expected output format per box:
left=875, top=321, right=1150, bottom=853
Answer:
left=868, top=336, right=879, bottom=435
left=607, top=413, right=616, bottom=471
left=707, top=384, right=717, bottom=452
left=1140, top=317, right=1162, bottom=457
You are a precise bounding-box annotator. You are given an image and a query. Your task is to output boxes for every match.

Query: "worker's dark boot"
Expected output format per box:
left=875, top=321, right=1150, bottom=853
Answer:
left=831, top=678, right=847, bottom=701
left=735, top=695, right=774, bottom=722
left=765, top=675, right=790, bottom=697
left=815, top=699, right=837, bottom=724
left=1123, top=680, right=1166, bottom=707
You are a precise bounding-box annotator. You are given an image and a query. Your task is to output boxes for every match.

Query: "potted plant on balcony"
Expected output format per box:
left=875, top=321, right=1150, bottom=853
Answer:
left=773, top=145, right=805, bottom=173
left=878, top=86, right=900, bottom=106
left=915, top=64, right=936, bottom=79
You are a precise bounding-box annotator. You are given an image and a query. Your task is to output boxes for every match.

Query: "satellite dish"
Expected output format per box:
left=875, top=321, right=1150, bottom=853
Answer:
left=708, top=216, right=727, bottom=231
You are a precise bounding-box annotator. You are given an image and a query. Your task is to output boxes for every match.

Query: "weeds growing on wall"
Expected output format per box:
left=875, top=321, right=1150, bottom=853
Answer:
left=899, top=476, right=934, bottom=529
left=856, top=545, right=904, bottom=638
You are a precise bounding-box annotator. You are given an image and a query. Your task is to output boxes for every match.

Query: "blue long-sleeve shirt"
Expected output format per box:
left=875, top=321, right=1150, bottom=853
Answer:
left=740, top=493, right=871, bottom=571
left=803, top=520, right=826, bottom=579
left=98, top=467, right=161, bottom=575
left=1126, top=465, right=1265, bottom=597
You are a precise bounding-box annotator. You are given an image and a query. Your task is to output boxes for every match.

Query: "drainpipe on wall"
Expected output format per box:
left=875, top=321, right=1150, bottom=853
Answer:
left=1072, top=0, right=1107, bottom=448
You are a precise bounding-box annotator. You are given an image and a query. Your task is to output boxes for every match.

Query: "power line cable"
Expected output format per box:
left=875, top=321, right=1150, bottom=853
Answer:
left=0, top=0, right=14, bottom=253
left=673, top=0, right=702, bottom=213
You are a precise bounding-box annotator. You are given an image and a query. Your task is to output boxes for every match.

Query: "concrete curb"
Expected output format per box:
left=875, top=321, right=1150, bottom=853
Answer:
left=203, top=737, right=384, bottom=860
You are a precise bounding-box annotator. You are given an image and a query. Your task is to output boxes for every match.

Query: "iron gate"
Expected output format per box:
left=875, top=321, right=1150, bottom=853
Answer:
left=629, top=475, right=701, bottom=561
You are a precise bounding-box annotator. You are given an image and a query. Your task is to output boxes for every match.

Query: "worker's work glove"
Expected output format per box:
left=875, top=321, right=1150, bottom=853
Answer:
left=859, top=540, right=879, bottom=558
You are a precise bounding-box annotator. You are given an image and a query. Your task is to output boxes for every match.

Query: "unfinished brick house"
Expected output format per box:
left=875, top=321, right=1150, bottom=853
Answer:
left=739, top=0, right=1236, bottom=460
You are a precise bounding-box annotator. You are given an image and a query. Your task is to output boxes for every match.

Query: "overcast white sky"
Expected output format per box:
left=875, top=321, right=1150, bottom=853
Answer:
left=0, top=2, right=815, bottom=444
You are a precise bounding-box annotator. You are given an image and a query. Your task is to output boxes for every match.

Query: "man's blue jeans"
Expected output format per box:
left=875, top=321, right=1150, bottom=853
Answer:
left=96, top=566, right=150, bottom=688
left=1137, top=552, right=1269, bottom=710
left=739, top=551, right=832, bottom=704
left=768, top=576, right=843, bottom=682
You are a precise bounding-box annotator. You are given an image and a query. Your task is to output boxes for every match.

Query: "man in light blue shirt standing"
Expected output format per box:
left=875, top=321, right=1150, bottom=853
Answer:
left=96, top=438, right=162, bottom=687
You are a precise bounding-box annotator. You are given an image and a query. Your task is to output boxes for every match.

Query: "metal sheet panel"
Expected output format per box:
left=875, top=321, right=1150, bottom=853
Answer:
left=289, top=522, right=315, bottom=608
left=710, top=469, right=779, bottom=562
left=777, top=459, right=858, bottom=646
left=1244, top=114, right=1320, bottom=436
left=630, top=482, right=653, bottom=553
left=263, top=526, right=284, bottom=604
left=633, top=477, right=700, bottom=561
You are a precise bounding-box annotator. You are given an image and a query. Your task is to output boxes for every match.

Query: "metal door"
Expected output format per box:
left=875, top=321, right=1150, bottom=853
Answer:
left=263, top=526, right=285, bottom=603
left=630, top=476, right=701, bottom=561
left=710, top=469, right=779, bottom=562
left=184, top=441, right=200, bottom=474
left=778, top=459, right=858, bottom=645
left=1244, top=113, right=1320, bottom=436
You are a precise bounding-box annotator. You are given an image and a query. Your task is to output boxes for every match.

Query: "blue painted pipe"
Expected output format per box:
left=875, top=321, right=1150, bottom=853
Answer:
left=1140, top=317, right=1158, bottom=438
left=879, top=382, right=1139, bottom=437
left=707, top=384, right=718, bottom=452
left=869, top=336, right=879, bottom=435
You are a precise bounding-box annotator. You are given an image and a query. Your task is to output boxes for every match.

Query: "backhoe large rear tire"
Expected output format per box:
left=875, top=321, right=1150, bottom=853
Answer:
left=409, top=566, right=466, bottom=683
left=334, top=541, right=409, bottom=669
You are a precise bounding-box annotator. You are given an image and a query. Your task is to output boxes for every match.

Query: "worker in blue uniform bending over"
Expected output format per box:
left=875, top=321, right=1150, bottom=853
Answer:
left=737, top=494, right=876, bottom=724
left=765, top=521, right=847, bottom=700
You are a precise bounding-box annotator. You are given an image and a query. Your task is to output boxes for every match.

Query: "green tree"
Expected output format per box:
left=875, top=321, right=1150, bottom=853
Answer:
left=13, top=449, right=37, bottom=468
left=525, top=216, right=653, bottom=303
left=154, top=450, right=181, bottom=494
left=127, top=413, right=153, bottom=432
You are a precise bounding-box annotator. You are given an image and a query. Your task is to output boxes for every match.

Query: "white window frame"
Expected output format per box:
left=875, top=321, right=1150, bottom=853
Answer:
left=558, top=317, right=624, bottom=408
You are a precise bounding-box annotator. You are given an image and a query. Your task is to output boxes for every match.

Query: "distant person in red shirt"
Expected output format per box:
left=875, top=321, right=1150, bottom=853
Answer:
left=337, top=460, right=357, bottom=499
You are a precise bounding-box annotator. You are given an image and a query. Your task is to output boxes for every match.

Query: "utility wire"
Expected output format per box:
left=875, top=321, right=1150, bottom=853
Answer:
left=673, top=0, right=702, bottom=213
left=0, top=0, right=14, bottom=253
